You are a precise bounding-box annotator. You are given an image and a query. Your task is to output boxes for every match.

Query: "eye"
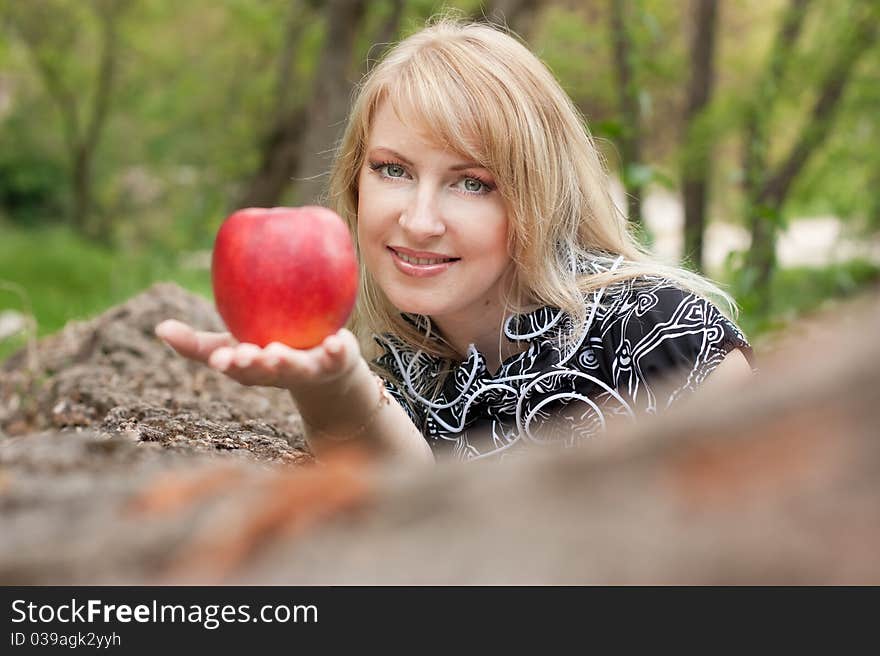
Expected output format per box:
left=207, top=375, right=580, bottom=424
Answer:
left=369, top=160, right=409, bottom=179
left=462, top=178, right=485, bottom=193
left=456, top=175, right=494, bottom=195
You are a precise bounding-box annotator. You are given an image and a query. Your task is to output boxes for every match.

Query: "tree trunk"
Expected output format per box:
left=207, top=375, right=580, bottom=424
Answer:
left=83, top=0, right=127, bottom=242
left=293, top=0, right=368, bottom=206
left=236, top=110, right=308, bottom=210
left=745, top=3, right=878, bottom=302
left=609, top=0, right=643, bottom=228
left=760, top=17, right=879, bottom=210
left=740, top=0, right=812, bottom=310
left=236, top=1, right=313, bottom=209
left=870, top=165, right=880, bottom=230
left=7, top=0, right=129, bottom=242
left=71, top=144, right=92, bottom=236
left=681, top=0, right=719, bottom=272
left=238, top=0, right=404, bottom=210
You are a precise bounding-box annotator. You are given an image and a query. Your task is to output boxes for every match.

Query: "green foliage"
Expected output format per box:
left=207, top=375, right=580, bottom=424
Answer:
left=724, top=254, right=880, bottom=341
left=0, top=126, right=67, bottom=226
left=0, top=222, right=211, bottom=362
left=535, top=5, right=613, bottom=119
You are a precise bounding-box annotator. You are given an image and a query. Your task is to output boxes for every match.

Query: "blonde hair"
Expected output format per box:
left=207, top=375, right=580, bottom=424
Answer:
left=327, top=15, right=735, bottom=366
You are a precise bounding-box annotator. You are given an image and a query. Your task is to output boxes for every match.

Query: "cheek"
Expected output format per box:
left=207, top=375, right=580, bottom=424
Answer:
left=473, top=214, right=510, bottom=266
left=356, top=179, right=388, bottom=249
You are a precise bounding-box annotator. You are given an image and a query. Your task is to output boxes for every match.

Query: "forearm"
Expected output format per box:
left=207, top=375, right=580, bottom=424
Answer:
left=289, top=358, right=434, bottom=464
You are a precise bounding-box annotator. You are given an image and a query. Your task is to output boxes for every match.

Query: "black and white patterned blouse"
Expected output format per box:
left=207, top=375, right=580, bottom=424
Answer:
left=372, top=259, right=752, bottom=462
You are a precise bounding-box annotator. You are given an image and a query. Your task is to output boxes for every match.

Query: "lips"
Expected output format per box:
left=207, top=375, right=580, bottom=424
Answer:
left=388, top=246, right=459, bottom=278
left=389, top=246, right=459, bottom=261
left=396, top=251, right=454, bottom=265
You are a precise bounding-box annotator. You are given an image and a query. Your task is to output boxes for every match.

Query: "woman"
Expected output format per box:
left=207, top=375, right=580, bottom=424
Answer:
left=156, top=18, right=753, bottom=464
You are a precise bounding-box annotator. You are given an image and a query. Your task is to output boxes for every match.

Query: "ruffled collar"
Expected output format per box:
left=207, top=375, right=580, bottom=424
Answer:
left=400, top=304, right=565, bottom=345
left=373, top=302, right=584, bottom=432
left=372, top=252, right=625, bottom=432
left=392, top=251, right=624, bottom=357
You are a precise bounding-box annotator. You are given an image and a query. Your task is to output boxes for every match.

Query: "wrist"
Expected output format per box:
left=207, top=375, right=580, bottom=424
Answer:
left=286, top=355, right=366, bottom=400
left=287, top=357, right=372, bottom=423
left=291, top=360, right=392, bottom=450
left=305, top=371, right=392, bottom=445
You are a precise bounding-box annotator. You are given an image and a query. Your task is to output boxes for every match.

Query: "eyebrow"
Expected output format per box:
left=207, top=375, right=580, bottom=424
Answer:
left=368, top=147, right=486, bottom=171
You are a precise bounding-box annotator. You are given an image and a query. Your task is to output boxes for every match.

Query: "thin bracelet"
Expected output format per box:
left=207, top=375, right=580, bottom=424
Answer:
left=308, top=374, right=392, bottom=442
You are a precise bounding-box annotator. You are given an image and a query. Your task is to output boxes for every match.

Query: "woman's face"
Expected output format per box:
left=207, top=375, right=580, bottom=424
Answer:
left=356, top=100, right=512, bottom=324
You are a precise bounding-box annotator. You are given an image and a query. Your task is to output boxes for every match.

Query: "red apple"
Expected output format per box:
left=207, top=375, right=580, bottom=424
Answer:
left=211, top=206, right=358, bottom=349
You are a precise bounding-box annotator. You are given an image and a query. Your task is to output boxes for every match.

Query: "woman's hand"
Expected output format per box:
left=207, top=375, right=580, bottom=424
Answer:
left=154, top=319, right=362, bottom=392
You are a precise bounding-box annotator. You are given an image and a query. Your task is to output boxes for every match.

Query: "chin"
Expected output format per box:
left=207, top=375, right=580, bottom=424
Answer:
left=384, top=289, right=449, bottom=318
left=392, top=298, right=445, bottom=317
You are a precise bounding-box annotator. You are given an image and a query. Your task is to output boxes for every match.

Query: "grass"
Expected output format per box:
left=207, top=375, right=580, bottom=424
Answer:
left=731, top=259, right=880, bottom=344
left=0, top=224, right=212, bottom=362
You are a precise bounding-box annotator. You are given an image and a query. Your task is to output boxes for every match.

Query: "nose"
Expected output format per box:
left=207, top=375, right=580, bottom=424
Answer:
left=398, top=185, right=446, bottom=240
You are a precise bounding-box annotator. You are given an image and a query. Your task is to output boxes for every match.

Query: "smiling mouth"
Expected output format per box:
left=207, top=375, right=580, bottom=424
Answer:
left=388, top=247, right=460, bottom=265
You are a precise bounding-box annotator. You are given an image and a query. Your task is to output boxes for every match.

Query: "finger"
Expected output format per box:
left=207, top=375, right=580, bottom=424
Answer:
left=293, top=337, right=341, bottom=376
left=262, top=342, right=289, bottom=369
left=155, top=320, right=198, bottom=356
left=269, top=342, right=321, bottom=379
left=191, top=330, right=238, bottom=360
left=261, top=342, right=306, bottom=386
left=324, top=334, right=342, bottom=355
left=317, top=335, right=343, bottom=370
left=324, top=329, right=361, bottom=369
left=232, top=343, right=262, bottom=369
left=208, top=346, right=235, bottom=372
left=335, top=328, right=360, bottom=353
left=155, top=320, right=236, bottom=362
left=315, top=346, right=337, bottom=373
left=228, top=346, right=275, bottom=387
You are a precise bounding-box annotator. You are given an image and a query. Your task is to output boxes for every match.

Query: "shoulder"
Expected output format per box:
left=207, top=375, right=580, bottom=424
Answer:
left=598, top=276, right=747, bottom=347
left=568, top=254, right=749, bottom=358
left=588, top=276, right=753, bottom=408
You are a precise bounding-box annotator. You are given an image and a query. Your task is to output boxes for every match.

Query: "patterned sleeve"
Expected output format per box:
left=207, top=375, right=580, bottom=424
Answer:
left=596, top=283, right=753, bottom=413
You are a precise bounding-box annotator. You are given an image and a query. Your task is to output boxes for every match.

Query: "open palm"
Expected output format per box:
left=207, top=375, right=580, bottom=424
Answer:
left=154, top=319, right=362, bottom=391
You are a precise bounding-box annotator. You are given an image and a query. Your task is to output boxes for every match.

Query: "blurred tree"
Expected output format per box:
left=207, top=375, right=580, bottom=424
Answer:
left=871, top=165, right=880, bottom=230
left=609, top=0, right=644, bottom=228
left=294, top=0, right=368, bottom=205
left=235, top=0, right=320, bottom=210
left=786, top=48, right=880, bottom=227
left=361, top=0, right=406, bottom=75
left=237, top=0, right=408, bottom=209
left=476, top=0, right=542, bottom=38
left=0, top=113, right=68, bottom=225
left=3, top=0, right=133, bottom=243
left=741, top=0, right=878, bottom=310
left=680, top=0, right=719, bottom=272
